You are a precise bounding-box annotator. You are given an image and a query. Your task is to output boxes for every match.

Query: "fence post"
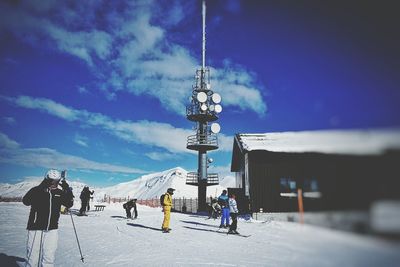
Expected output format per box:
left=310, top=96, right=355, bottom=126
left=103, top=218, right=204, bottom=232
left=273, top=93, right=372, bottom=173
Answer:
left=297, top=188, right=304, bottom=224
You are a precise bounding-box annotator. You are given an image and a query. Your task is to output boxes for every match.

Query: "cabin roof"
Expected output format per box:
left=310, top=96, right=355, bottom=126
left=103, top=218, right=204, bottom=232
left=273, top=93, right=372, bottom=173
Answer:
left=231, top=128, right=400, bottom=171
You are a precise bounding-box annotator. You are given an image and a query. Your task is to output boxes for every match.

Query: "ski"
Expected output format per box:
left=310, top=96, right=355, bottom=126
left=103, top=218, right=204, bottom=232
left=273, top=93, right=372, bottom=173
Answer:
left=227, top=233, right=251, bottom=238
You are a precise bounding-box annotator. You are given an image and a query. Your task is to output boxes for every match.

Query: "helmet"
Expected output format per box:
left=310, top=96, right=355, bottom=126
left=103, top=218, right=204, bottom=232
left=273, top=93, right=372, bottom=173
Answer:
left=167, top=188, right=175, bottom=195
left=45, top=169, right=61, bottom=180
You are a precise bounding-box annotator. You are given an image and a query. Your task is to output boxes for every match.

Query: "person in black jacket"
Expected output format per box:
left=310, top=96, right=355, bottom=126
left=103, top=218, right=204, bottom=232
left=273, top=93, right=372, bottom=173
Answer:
left=23, top=169, right=73, bottom=267
left=79, top=186, right=94, bottom=215
left=123, top=199, right=138, bottom=219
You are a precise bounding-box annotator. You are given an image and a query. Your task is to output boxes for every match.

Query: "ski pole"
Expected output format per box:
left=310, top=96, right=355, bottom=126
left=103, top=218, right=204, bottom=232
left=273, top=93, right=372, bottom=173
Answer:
left=70, top=211, right=85, bottom=263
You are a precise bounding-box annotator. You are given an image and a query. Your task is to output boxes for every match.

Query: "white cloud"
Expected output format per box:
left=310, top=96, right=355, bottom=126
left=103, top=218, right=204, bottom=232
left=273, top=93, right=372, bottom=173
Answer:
left=0, top=0, right=267, bottom=116
left=0, top=2, right=112, bottom=66
left=74, top=134, right=89, bottom=147
left=77, top=86, right=89, bottom=94
left=42, top=23, right=112, bottom=65
left=145, top=151, right=178, bottom=161
left=0, top=132, right=147, bottom=174
left=0, top=132, right=20, bottom=149
left=2, top=117, right=16, bottom=125
left=7, top=95, right=79, bottom=121
left=2, top=95, right=233, bottom=154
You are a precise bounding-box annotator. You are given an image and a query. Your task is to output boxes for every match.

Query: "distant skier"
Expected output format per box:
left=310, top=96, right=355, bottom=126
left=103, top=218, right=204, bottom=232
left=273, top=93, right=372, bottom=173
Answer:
left=218, top=189, right=230, bottom=228
left=22, top=169, right=73, bottom=267
left=208, top=197, right=221, bottom=219
left=123, top=198, right=138, bottom=219
left=79, top=186, right=94, bottom=216
left=228, top=193, right=239, bottom=234
left=161, top=188, right=175, bottom=233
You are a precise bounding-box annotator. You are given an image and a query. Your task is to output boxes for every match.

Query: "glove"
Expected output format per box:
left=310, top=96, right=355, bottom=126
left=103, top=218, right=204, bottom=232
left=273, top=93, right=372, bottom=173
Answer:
left=61, top=180, right=70, bottom=191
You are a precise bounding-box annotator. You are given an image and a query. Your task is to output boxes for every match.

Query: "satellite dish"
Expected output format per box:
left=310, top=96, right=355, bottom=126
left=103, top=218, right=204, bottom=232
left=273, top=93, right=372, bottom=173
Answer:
left=211, top=123, right=221, bottom=133
left=201, top=104, right=208, bottom=111
left=211, top=93, right=221, bottom=104
left=197, top=92, right=207, bottom=103
left=214, top=104, right=222, bottom=113
left=209, top=105, right=215, bottom=112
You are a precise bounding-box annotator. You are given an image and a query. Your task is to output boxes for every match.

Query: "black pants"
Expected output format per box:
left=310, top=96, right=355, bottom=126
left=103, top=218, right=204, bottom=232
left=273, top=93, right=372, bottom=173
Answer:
left=229, top=213, right=238, bottom=231
left=125, top=206, right=138, bottom=218
left=80, top=200, right=89, bottom=214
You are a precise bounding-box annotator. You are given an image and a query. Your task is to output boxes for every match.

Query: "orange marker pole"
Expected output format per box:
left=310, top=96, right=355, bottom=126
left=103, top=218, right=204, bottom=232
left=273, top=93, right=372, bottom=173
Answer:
left=297, top=188, right=304, bottom=224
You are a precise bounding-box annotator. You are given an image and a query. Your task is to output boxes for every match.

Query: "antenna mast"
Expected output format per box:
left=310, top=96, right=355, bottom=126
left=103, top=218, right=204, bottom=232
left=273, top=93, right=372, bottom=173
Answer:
left=185, top=0, right=222, bottom=212
left=202, top=0, right=206, bottom=69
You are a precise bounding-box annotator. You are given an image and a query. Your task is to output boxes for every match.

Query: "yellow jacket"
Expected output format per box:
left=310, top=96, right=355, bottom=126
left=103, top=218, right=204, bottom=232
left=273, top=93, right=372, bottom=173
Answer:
left=163, top=192, right=172, bottom=207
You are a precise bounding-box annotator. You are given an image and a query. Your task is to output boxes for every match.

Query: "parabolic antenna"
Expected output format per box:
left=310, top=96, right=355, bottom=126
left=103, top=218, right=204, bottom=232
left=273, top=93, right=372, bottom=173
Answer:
left=201, top=104, right=208, bottom=111
left=211, top=93, right=221, bottom=104
left=197, top=92, right=207, bottom=103
left=211, top=123, right=221, bottom=133
left=214, top=104, right=222, bottom=113
left=209, top=105, right=215, bottom=112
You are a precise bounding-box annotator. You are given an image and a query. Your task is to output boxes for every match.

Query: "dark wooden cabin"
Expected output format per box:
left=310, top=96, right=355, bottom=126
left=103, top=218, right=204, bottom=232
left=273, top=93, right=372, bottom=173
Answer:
left=230, top=129, right=400, bottom=213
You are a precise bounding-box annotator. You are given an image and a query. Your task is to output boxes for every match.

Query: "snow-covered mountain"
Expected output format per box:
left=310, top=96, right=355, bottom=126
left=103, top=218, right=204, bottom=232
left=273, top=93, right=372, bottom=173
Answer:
left=0, top=179, right=90, bottom=198
left=0, top=167, right=235, bottom=200
left=95, top=167, right=235, bottom=200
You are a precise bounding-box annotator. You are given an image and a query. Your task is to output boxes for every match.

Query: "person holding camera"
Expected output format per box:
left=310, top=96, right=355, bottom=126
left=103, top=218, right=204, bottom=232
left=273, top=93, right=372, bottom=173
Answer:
left=23, top=169, right=74, bottom=267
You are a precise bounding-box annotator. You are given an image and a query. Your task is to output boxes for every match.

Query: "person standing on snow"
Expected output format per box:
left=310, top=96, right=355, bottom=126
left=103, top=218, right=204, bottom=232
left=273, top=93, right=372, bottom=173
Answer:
left=228, top=194, right=240, bottom=234
left=123, top=198, right=138, bottom=219
left=22, top=169, right=74, bottom=267
left=218, top=189, right=230, bottom=228
left=79, top=186, right=93, bottom=215
left=161, top=188, right=175, bottom=233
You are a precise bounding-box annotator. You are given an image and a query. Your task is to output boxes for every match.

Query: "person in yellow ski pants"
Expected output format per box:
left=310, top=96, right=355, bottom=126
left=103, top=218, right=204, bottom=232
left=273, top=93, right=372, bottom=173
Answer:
left=162, top=188, right=175, bottom=233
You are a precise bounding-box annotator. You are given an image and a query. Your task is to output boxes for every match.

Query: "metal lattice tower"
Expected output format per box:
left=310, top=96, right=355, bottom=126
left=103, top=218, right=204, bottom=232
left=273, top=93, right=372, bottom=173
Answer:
left=186, top=0, right=222, bottom=212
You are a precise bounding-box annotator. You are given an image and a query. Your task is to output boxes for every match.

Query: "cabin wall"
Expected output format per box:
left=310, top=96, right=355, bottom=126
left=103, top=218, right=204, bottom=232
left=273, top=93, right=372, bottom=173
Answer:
left=240, top=150, right=400, bottom=212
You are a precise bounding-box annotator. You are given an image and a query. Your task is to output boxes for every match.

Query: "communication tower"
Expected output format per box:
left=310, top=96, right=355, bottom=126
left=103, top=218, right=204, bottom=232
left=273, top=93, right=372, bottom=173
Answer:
left=186, top=0, right=222, bottom=212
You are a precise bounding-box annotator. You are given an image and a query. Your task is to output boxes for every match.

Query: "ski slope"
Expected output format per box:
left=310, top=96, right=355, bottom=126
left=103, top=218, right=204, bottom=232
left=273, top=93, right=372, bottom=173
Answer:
left=1, top=202, right=399, bottom=267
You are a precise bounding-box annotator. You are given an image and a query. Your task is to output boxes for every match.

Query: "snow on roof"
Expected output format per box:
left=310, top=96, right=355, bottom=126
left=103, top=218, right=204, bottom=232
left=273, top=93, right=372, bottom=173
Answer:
left=237, top=128, right=400, bottom=155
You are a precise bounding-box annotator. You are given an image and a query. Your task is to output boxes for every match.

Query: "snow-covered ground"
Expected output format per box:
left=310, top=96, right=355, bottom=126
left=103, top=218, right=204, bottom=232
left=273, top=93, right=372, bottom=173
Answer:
left=1, top=202, right=400, bottom=267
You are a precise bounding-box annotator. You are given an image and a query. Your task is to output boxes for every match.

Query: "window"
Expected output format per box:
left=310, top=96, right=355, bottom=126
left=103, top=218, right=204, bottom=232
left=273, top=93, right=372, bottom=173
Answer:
left=280, top=177, right=297, bottom=193
left=304, top=178, right=319, bottom=192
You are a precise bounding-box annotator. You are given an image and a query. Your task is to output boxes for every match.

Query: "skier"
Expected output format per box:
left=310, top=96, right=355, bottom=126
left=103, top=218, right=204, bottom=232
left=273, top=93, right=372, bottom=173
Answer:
left=228, top=193, right=240, bottom=234
left=218, top=189, right=230, bottom=228
left=123, top=198, right=138, bottom=219
left=86, top=193, right=93, bottom=211
left=22, top=169, right=74, bottom=267
left=161, top=188, right=175, bottom=233
left=79, top=186, right=94, bottom=216
left=208, top=197, right=221, bottom=219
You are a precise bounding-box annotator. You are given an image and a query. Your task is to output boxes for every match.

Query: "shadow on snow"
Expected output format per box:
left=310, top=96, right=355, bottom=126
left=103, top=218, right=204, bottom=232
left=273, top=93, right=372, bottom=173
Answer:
left=126, top=223, right=162, bottom=232
left=0, top=253, right=26, bottom=267
left=183, top=226, right=225, bottom=235
left=180, top=220, right=220, bottom=228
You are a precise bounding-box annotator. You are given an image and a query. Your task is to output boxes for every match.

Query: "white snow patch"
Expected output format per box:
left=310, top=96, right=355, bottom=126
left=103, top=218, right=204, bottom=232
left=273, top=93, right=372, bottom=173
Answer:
left=1, top=202, right=400, bottom=267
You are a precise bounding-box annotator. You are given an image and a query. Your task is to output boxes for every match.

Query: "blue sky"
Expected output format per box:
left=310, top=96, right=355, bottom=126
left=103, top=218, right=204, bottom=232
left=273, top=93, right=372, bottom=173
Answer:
left=1, top=0, right=399, bottom=186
